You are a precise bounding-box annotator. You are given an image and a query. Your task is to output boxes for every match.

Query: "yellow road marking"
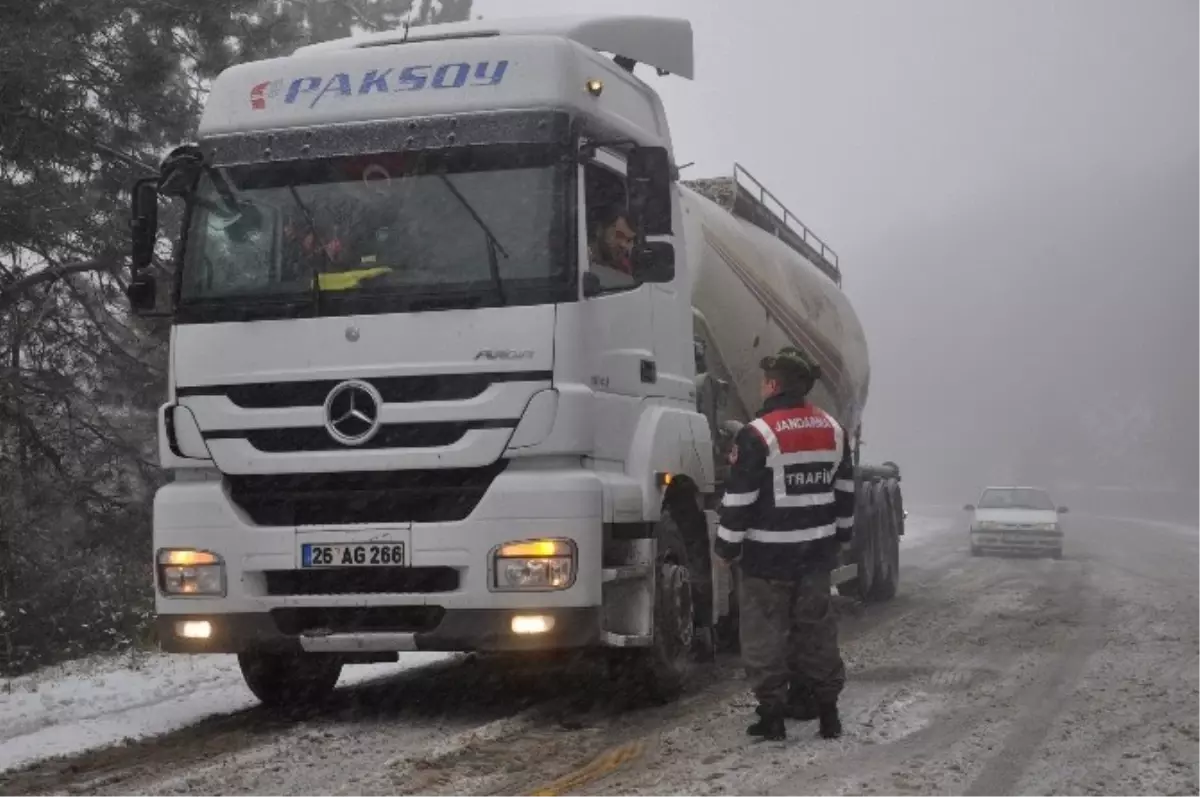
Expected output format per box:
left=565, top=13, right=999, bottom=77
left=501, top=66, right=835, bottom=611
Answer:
left=529, top=740, right=646, bottom=796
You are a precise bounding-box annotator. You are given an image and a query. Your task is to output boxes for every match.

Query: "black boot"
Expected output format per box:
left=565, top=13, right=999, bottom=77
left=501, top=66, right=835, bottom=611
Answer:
left=817, top=702, right=842, bottom=739
left=785, top=685, right=818, bottom=720
left=747, top=706, right=787, bottom=741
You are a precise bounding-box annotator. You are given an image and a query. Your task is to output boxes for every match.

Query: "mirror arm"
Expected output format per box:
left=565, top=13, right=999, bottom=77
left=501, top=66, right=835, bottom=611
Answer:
left=577, top=137, right=637, bottom=162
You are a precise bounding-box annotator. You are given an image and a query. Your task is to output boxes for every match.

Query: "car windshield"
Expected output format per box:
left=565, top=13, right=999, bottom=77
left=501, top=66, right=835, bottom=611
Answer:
left=179, top=145, right=568, bottom=318
left=977, top=488, right=1056, bottom=510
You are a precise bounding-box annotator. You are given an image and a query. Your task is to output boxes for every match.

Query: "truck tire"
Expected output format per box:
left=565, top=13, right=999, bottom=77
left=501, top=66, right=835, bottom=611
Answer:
left=888, top=481, right=905, bottom=537
left=867, top=483, right=899, bottom=602
left=668, top=490, right=714, bottom=641
left=616, top=504, right=696, bottom=703
left=238, top=650, right=343, bottom=709
left=838, top=482, right=876, bottom=601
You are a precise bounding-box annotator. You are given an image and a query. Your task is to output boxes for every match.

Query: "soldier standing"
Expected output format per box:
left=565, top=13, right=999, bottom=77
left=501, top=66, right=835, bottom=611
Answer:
left=714, top=346, right=856, bottom=741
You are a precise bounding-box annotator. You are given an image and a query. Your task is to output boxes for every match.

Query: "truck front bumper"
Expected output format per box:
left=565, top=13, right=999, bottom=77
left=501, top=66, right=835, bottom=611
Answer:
left=156, top=606, right=602, bottom=654
left=153, top=468, right=607, bottom=654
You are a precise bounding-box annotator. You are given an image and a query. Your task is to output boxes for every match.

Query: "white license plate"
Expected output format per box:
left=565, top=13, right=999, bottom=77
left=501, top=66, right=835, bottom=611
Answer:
left=301, top=542, right=406, bottom=568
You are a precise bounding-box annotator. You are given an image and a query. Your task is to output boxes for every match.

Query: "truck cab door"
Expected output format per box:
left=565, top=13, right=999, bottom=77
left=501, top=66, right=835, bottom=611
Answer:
left=579, top=150, right=656, bottom=462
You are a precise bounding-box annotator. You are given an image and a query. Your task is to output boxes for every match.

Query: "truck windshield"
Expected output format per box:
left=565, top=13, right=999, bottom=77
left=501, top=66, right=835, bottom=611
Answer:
left=977, top=488, right=1056, bottom=510
left=178, top=145, right=569, bottom=321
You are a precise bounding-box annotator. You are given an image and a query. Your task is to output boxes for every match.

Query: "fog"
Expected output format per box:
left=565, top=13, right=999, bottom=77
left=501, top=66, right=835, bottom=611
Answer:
left=477, top=0, right=1198, bottom=512
left=858, top=158, right=1198, bottom=507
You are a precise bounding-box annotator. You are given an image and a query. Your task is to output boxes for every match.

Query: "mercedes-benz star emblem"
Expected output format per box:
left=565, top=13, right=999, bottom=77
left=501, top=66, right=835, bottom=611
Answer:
left=323, top=380, right=383, bottom=446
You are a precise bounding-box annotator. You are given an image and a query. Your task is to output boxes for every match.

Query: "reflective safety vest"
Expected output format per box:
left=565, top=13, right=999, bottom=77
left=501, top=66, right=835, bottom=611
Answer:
left=715, top=397, right=856, bottom=580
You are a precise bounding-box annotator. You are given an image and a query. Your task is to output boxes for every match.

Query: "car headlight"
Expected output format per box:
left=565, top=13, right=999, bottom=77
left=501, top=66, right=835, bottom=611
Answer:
left=492, top=539, right=576, bottom=591
left=157, top=549, right=225, bottom=596
left=1037, top=522, right=1060, bottom=531
left=974, top=521, right=1000, bottom=530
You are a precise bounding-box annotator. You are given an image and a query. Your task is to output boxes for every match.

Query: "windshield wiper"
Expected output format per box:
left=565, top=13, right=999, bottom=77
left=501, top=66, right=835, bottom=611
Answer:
left=285, top=183, right=337, bottom=315
left=437, top=173, right=510, bottom=304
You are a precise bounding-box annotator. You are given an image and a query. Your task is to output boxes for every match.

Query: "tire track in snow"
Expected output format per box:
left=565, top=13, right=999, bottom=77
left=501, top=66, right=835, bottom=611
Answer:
left=962, top=559, right=1104, bottom=795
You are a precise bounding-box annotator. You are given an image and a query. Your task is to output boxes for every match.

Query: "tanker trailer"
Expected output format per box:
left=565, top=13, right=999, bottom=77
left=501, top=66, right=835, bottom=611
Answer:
left=680, top=164, right=904, bottom=647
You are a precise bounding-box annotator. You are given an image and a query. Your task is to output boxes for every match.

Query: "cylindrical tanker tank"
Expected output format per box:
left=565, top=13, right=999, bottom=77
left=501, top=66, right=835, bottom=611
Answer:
left=678, top=166, right=871, bottom=437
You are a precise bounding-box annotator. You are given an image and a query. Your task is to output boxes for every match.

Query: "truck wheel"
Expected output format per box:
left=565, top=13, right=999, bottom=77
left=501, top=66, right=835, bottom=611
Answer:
left=889, top=482, right=906, bottom=537
left=838, top=484, right=876, bottom=601
left=617, top=505, right=696, bottom=703
left=867, top=486, right=899, bottom=602
left=669, top=490, right=714, bottom=643
left=238, top=650, right=343, bottom=709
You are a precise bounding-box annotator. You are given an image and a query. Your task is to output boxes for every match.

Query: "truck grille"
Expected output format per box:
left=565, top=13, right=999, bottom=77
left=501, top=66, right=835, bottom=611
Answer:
left=227, top=462, right=507, bottom=525
left=178, top=370, right=551, bottom=408
left=265, top=566, right=459, bottom=596
left=220, top=419, right=514, bottom=453
left=271, top=606, right=444, bottom=635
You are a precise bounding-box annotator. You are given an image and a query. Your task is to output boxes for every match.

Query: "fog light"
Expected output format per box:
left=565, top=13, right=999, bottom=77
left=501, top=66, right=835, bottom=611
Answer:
left=176, top=620, right=212, bottom=639
left=511, top=615, right=555, bottom=635
left=158, top=549, right=225, bottom=596
left=493, top=539, right=576, bottom=591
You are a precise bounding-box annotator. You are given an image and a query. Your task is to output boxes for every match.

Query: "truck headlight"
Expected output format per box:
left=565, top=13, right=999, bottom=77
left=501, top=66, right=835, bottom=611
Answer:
left=492, top=539, right=575, bottom=591
left=157, top=549, right=225, bottom=596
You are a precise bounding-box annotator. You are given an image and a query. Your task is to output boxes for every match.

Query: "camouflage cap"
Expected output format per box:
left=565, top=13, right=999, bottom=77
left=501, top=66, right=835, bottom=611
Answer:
left=759, top=346, right=820, bottom=380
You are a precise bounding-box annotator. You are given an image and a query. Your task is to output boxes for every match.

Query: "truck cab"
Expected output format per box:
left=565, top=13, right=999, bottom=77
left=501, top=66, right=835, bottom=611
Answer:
left=129, top=15, right=718, bottom=706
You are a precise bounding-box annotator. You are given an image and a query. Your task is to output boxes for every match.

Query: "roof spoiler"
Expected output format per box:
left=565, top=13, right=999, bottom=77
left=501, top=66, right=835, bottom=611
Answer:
left=293, top=14, right=695, bottom=80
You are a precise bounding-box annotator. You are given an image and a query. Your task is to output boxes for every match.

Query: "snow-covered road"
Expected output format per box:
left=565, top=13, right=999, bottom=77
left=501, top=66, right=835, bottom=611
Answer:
left=0, top=648, right=457, bottom=773
left=1, top=512, right=1196, bottom=795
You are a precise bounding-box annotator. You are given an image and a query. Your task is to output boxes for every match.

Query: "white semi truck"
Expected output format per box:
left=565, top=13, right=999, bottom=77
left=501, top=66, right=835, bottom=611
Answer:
left=126, top=14, right=905, bottom=706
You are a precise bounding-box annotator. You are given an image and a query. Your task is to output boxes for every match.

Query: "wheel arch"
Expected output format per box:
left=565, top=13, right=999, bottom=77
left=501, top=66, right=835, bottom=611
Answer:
left=626, top=403, right=715, bottom=522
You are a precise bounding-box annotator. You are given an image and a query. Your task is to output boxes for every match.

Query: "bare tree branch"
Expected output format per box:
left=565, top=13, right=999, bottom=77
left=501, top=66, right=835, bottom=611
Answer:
left=0, top=258, right=118, bottom=312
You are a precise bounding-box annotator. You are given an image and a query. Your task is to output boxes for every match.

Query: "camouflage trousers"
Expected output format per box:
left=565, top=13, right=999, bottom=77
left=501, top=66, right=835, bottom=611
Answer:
left=739, top=569, right=846, bottom=712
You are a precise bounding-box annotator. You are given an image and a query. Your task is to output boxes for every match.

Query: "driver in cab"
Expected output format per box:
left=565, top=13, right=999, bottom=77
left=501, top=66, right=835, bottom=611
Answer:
left=588, top=203, right=635, bottom=279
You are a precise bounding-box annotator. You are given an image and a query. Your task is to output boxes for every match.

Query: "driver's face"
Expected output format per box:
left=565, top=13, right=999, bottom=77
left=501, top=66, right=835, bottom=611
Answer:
left=603, top=216, right=635, bottom=260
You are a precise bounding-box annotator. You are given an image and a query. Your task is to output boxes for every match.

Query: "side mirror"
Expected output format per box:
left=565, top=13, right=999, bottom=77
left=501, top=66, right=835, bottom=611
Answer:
left=126, top=273, right=158, bottom=314
left=1057, top=506, right=1069, bottom=514
left=582, top=271, right=602, bottom=298
left=632, top=241, right=675, bottom=283
left=963, top=504, right=975, bottom=511
left=130, top=178, right=159, bottom=275
left=128, top=177, right=161, bottom=315
left=626, top=146, right=673, bottom=236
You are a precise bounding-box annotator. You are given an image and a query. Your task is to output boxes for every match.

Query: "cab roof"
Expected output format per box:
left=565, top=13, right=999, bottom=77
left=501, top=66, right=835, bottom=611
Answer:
left=292, top=14, right=695, bottom=80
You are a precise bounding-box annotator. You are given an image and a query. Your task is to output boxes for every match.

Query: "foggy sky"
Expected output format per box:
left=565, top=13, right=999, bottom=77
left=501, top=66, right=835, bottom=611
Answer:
left=474, top=0, right=1199, bottom=500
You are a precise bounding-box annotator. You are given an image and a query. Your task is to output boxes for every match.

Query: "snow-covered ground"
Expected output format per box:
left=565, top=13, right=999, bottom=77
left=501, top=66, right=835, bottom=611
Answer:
left=0, top=516, right=955, bottom=778
left=7, top=512, right=1192, bottom=796
left=0, top=649, right=454, bottom=774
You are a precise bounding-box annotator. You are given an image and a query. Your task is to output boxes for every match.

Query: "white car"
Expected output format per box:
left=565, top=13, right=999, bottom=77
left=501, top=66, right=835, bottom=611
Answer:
left=964, top=486, right=1068, bottom=559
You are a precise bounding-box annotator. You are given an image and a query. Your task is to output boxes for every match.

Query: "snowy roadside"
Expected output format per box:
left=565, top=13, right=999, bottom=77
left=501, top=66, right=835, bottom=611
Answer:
left=0, top=649, right=455, bottom=774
